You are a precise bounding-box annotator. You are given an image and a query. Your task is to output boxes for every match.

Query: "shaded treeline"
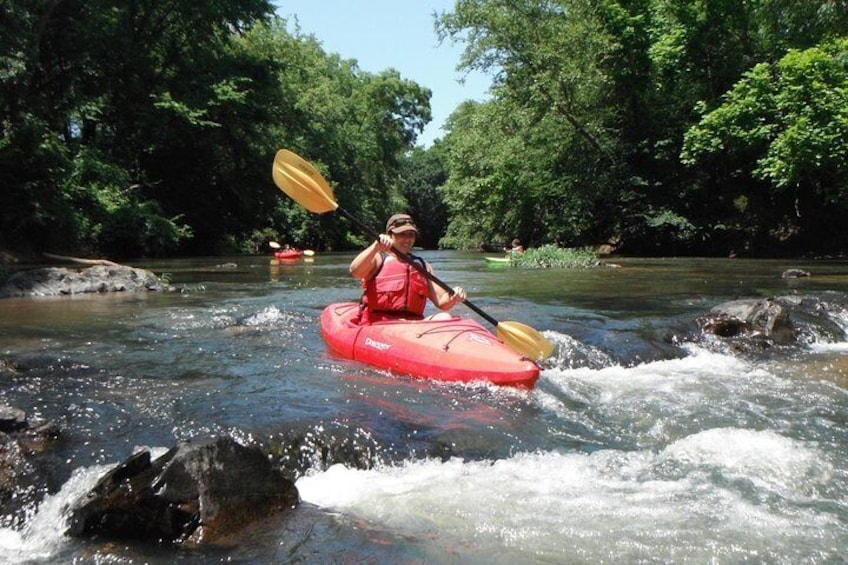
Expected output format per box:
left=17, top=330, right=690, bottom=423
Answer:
left=437, top=0, right=848, bottom=256
left=2, top=1, right=846, bottom=259
left=1, top=0, right=430, bottom=257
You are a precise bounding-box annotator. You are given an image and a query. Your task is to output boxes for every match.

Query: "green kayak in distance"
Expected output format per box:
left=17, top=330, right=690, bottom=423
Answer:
left=484, top=256, right=511, bottom=265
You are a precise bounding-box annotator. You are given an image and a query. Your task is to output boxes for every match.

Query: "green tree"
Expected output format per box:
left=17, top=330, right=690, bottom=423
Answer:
left=437, top=0, right=848, bottom=256
left=437, top=0, right=627, bottom=250
left=1, top=3, right=433, bottom=256
left=261, top=19, right=432, bottom=249
left=398, top=144, right=449, bottom=249
left=630, top=0, right=848, bottom=254
left=1, top=0, right=276, bottom=256
left=682, top=39, right=848, bottom=254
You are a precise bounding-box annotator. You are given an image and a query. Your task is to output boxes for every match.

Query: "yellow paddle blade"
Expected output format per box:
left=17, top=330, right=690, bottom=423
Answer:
left=497, top=321, right=555, bottom=362
left=272, top=149, right=339, bottom=214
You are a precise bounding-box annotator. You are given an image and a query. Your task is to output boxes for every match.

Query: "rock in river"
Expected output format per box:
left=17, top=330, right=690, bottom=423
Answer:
left=0, top=265, right=170, bottom=298
left=65, top=435, right=299, bottom=546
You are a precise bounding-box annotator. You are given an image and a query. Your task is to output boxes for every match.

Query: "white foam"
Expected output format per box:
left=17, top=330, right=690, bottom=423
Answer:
left=241, top=305, right=287, bottom=326
left=661, top=427, right=833, bottom=496
left=562, top=345, right=747, bottom=385
left=538, top=346, right=764, bottom=424
left=0, top=464, right=110, bottom=564
left=296, top=439, right=840, bottom=561
left=810, top=342, right=848, bottom=353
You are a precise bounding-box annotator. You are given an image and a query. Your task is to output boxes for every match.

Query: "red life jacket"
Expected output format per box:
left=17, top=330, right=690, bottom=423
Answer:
left=360, top=253, right=429, bottom=323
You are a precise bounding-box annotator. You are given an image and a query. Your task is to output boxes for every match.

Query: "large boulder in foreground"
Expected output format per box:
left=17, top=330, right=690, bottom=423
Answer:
left=0, top=265, right=170, bottom=298
left=65, top=435, right=299, bottom=546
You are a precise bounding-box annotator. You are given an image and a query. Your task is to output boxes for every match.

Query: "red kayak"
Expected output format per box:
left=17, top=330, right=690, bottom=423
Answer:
left=320, top=302, right=540, bottom=388
left=274, top=249, right=304, bottom=260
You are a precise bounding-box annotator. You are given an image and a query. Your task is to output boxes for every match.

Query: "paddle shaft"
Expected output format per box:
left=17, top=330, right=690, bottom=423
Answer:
left=338, top=207, right=500, bottom=327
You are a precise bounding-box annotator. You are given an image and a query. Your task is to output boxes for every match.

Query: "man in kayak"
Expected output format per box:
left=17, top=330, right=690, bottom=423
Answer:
left=349, top=213, right=466, bottom=324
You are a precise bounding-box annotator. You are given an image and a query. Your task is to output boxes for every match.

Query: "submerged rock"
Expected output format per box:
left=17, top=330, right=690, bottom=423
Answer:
left=65, top=435, right=299, bottom=546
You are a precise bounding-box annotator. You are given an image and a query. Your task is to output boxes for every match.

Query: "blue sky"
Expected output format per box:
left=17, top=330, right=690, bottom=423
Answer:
left=273, top=1, right=491, bottom=147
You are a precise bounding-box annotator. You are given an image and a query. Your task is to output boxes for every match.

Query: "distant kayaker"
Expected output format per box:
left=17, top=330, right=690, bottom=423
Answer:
left=505, top=238, right=525, bottom=255
left=349, top=213, right=466, bottom=324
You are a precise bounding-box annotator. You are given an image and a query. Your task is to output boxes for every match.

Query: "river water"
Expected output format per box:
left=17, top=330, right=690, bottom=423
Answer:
left=1, top=253, right=847, bottom=563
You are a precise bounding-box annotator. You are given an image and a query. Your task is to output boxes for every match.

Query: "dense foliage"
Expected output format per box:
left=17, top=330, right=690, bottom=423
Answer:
left=2, top=1, right=846, bottom=259
left=437, top=0, right=848, bottom=256
left=1, top=1, right=430, bottom=257
left=512, top=245, right=599, bottom=269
